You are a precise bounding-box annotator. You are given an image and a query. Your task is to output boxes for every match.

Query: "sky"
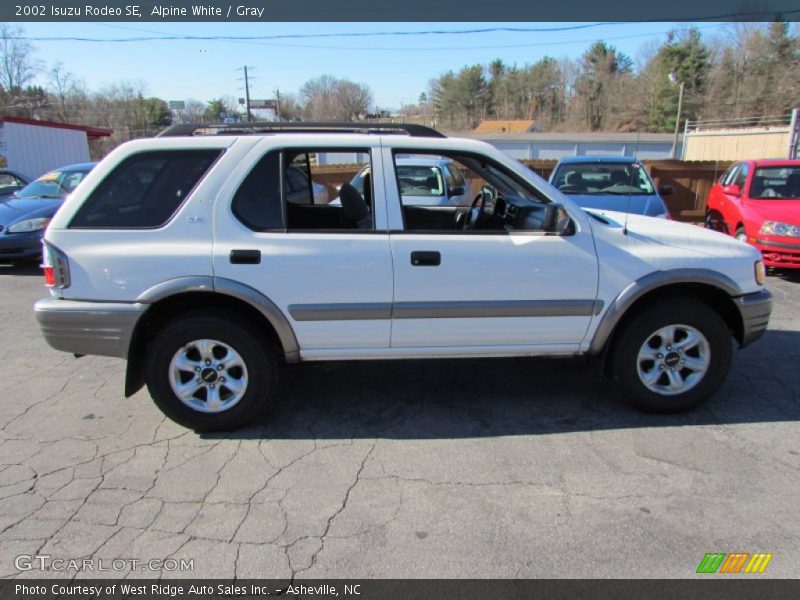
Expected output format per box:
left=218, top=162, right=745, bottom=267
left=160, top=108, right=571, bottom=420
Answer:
left=19, top=21, right=737, bottom=111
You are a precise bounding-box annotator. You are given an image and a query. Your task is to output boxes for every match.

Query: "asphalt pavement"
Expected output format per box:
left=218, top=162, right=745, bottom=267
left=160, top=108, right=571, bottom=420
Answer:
left=1, top=263, right=798, bottom=579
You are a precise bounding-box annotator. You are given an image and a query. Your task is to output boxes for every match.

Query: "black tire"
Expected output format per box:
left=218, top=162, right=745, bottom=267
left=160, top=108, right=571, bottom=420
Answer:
left=704, top=211, right=723, bottom=233
left=144, top=310, right=278, bottom=431
left=608, top=298, right=732, bottom=413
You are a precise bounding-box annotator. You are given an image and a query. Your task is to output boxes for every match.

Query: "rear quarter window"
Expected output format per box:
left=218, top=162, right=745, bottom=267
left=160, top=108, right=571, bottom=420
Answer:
left=69, top=150, right=221, bottom=229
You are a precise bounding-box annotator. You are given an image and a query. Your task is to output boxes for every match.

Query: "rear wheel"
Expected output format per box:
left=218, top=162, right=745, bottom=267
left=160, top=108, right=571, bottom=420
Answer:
left=609, top=299, right=732, bottom=413
left=144, top=311, right=278, bottom=431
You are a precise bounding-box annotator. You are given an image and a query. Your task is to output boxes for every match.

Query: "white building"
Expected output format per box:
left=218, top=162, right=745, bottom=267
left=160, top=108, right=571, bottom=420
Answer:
left=0, top=117, right=113, bottom=179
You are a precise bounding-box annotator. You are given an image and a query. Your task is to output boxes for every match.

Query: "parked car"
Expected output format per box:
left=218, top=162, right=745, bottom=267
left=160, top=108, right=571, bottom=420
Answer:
left=705, top=159, right=800, bottom=269
left=339, top=156, right=470, bottom=206
left=35, top=123, right=770, bottom=431
left=0, top=162, right=95, bottom=263
left=549, top=156, right=672, bottom=218
left=0, top=169, right=30, bottom=199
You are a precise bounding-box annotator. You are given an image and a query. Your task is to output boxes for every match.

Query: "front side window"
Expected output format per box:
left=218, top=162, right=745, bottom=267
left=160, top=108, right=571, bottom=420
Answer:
left=394, top=151, right=564, bottom=234
left=734, top=163, right=749, bottom=189
left=0, top=172, right=25, bottom=193
left=552, top=162, right=655, bottom=195
left=70, top=150, right=220, bottom=228
left=721, top=164, right=739, bottom=185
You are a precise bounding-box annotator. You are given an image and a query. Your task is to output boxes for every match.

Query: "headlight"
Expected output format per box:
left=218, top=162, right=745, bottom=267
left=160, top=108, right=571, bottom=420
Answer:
left=754, top=260, right=766, bottom=285
left=6, top=217, right=51, bottom=233
left=759, top=221, right=800, bottom=237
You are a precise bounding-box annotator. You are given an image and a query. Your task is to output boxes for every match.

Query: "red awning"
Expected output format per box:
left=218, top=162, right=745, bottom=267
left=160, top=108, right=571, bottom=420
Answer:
left=0, top=116, right=113, bottom=139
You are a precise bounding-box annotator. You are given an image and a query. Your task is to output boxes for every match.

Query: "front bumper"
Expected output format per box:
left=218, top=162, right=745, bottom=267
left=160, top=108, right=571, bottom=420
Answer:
left=34, top=298, right=146, bottom=358
left=753, top=238, right=800, bottom=269
left=0, top=231, right=43, bottom=261
left=733, top=289, right=772, bottom=347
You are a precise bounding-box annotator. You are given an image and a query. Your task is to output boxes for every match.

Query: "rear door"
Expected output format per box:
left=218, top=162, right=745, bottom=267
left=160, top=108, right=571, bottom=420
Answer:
left=212, top=137, right=394, bottom=355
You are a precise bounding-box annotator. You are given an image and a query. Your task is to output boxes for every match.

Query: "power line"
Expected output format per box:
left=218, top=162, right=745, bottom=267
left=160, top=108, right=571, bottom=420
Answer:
left=11, top=22, right=735, bottom=53
left=11, top=23, right=624, bottom=43
left=9, top=10, right=800, bottom=45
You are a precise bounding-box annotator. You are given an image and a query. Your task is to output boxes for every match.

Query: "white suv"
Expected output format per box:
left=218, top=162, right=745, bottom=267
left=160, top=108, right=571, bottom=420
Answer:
left=35, top=123, right=772, bottom=431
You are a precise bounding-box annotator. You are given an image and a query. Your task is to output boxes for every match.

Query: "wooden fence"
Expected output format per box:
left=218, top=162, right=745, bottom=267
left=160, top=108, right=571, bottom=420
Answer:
left=312, top=159, right=733, bottom=222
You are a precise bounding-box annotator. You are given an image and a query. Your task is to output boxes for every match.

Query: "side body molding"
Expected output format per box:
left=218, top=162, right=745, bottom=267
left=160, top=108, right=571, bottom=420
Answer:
left=588, top=268, right=742, bottom=355
left=135, top=276, right=300, bottom=362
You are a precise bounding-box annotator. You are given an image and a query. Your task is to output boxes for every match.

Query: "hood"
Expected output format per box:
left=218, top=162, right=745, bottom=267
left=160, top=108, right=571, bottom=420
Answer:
left=0, top=196, right=63, bottom=227
left=568, top=193, right=668, bottom=217
left=587, top=209, right=760, bottom=259
left=742, top=199, right=800, bottom=224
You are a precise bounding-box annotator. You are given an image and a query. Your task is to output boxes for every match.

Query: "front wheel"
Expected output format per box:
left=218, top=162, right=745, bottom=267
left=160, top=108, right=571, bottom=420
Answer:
left=144, top=311, right=278, bottom=431
left=608, top=299, right=732, bottom=413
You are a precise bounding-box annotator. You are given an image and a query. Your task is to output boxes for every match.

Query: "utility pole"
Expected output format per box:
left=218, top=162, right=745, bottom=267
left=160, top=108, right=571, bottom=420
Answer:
left=275, top=88, right=281, bottom=121
left=670, top=80, right=685, bottom=159
left=236, top=65, right=255, bottom=122
left=243, top=66, right=252, bottom=122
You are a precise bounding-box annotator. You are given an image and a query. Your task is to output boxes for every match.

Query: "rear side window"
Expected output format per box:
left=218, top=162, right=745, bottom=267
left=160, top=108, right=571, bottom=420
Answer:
left=231, top=151, right=283, bottom=231
left=70, top=150, right=221, bottom=229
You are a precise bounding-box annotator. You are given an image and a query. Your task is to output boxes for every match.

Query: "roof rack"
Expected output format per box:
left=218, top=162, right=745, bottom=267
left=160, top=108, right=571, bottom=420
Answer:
left=156, top=121, right=446, bottom=138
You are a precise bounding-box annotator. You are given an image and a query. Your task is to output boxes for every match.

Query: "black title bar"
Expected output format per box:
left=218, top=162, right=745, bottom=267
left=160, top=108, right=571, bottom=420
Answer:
left=2, top=0, right=799, bottom=22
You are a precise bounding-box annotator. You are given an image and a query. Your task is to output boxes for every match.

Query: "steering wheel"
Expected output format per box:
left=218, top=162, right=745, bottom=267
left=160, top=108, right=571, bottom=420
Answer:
left=463, top=185, right=494, bottom=230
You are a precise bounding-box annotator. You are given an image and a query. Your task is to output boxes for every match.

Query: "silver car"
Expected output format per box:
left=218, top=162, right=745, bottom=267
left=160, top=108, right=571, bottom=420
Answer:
left=350, top=156, right=471, bottom=206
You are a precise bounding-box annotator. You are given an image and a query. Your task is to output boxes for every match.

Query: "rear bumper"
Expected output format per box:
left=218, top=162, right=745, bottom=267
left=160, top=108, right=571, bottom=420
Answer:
left=34, top=298, right=146, bottom=358
left=753, top=238, right=800, bottom=269
left=733, top=289, right=772, bottom=347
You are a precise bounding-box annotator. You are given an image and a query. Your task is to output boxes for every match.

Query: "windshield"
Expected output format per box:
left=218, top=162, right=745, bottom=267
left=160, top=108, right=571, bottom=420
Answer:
left=397, top=166, right=444, bottom=197
left=750, top=167, right=800, bottom=199
left=14, top=168, right=90, bottom=199
left=552, top=162, right=655, bottom=196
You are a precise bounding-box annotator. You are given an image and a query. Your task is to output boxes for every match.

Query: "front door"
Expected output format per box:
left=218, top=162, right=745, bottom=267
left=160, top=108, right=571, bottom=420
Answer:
left=384, top=147, right=599, bottom=353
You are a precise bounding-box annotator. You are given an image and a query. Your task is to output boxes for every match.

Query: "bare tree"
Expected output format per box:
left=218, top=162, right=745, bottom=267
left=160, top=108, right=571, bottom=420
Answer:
left=182, top=99, right=206, bottom=122
left=0, top=25, right=40, bottom=93
left=300, top=75, right=373, bottom=121
left=48, top=62, right=83, bottom=122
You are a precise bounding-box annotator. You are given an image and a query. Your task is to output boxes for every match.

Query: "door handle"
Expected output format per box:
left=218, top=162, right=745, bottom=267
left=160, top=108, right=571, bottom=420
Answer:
left=229, top=249, right=261, bottom=264
left=410, top=251, right=441, bottom=267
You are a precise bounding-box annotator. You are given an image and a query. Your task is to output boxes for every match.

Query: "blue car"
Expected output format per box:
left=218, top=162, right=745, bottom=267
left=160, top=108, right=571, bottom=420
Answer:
left=548, top=156, right=672, bottom=218
left=0, top=162, right=95, bottom=263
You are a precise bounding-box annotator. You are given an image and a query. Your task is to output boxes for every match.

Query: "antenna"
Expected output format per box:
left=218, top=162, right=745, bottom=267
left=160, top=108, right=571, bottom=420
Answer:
left=623, top=132, right=641, bottom=235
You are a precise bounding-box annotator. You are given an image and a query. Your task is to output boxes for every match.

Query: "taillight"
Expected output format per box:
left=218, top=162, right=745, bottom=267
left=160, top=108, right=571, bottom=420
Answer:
left=43, top=266, right=55, bottom=287
left=42, top=242, right=71, bottom=290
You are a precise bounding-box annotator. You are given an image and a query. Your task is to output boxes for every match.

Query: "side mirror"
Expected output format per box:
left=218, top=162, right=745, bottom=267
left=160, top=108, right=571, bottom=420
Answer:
left=449, top=186, right=465, bottom=197
left=543, top=203, right=571, bottom=235
left=658, top=185, right=674, bottom=196
left=722, top=183, right=741, bottom=196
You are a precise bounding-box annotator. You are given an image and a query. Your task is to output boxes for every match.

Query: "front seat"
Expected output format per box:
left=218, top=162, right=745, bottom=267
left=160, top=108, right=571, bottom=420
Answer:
left=339, top=183, right=372, bottom=229
left=608, top=170, right=628, bottom=186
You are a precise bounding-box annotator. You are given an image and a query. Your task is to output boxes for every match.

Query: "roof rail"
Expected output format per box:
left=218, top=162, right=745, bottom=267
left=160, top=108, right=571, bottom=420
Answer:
left=156, top=121, right=446, bottom=138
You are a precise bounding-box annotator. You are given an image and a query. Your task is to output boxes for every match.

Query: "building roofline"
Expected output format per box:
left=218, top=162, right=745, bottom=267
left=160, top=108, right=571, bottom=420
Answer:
left=0, top=116, right=113, bottom=138
left=460, top=131, right=679, bottom=143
